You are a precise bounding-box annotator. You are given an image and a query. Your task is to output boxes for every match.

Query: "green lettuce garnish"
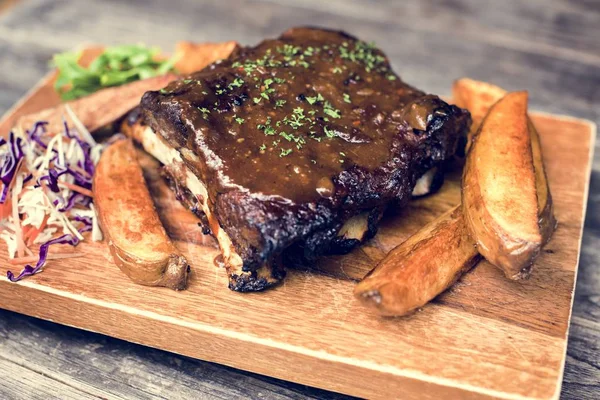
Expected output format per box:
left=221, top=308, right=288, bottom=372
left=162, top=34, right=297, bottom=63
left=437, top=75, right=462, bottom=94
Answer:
left=53, top=44, right=176, bottom=100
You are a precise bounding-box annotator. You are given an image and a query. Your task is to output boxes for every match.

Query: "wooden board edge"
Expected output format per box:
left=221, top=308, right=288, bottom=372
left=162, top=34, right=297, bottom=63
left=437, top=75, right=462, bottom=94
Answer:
left=1, top=280, right=545, bottom=400
left=0, top=71, right=56, bottom=132
left=552, top=119, right=596, bottom=400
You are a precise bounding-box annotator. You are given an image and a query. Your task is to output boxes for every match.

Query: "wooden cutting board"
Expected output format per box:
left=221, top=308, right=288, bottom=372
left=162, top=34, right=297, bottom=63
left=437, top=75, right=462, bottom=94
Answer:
left=0, top=52, right=595, bottom=400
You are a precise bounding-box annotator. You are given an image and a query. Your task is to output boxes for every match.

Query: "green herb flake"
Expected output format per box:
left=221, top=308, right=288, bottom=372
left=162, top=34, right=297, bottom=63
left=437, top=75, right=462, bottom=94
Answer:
left=332, top=67, right=343, bottom=74
left=323, top=101, right=341, bottom=119
left=279, top=148, right=293, bottom=157
left=235, top=117, right=245, bottom=124
left=343, top=93, right=351, bottom=103
left=259, top=144, right=267, bottom=151
left=324, top=126, right=336, bottom=138
left=228, top=77, right=245, bottom=88
left=275, top=99, right=287, bottom=108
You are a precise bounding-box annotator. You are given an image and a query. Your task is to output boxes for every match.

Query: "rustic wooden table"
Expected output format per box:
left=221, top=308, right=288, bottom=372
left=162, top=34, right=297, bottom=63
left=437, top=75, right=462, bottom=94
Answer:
left=0, top=0, right=598, bottom=399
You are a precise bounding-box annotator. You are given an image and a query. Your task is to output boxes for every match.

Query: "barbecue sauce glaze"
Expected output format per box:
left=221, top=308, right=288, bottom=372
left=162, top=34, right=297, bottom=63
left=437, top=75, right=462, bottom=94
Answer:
left=149, top=27, right=439, bottom=204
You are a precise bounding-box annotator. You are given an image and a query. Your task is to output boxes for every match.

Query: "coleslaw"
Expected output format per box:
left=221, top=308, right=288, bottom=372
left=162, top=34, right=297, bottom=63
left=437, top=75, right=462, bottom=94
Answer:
left=0, top=107, right=104, bottom=281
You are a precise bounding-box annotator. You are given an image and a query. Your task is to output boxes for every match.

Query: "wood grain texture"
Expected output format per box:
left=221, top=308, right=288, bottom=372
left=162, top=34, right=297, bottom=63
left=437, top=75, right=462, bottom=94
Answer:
left=0, top=0, right=598, bottom=399
left=0, top=54, right=595, bottom=398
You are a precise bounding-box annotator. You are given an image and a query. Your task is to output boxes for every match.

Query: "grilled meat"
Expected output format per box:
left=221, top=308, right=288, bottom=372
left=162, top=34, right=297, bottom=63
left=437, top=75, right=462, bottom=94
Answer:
left=139, top=27, right=471, bottom=291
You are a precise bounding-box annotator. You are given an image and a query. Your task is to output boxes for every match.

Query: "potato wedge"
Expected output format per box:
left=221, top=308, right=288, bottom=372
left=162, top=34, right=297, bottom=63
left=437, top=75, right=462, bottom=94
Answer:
left=18, top=74, right=177, bottom=134
left=529, top=119, right=557, bottom=243
left=93, top=139, right=189, bottom=290
left=453, top=78, right=556, bottom=245
left=462, top=91, right=542, bottom=279
left=174, top=41, right=238, bottom=75
left=354, top=206, right=479, bottom=316
left=453, top=78, right=507, bottom=140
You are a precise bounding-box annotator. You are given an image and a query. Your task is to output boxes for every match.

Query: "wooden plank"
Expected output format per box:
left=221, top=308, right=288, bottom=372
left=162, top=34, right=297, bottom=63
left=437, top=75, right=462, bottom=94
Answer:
left=0, top=61, right=595, bottom=398
left=0, top=309, right=346, bottom=400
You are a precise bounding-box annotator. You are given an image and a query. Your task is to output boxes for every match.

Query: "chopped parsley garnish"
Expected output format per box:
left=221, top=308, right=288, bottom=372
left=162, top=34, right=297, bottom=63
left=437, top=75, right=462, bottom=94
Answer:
left=280, top=148, right=293, bottom=157
left=338, top=40, right=387, bottom=73
left=305, top=93, right=324, bottom=105
left=198, top=107, right=210, bottom=120
left=228, top=77, right=244, bottom=88
left=324, top=126, right=336, bottom=138
left=195, top=38, right=392, bottom=160
left=323, top=101, right=341, bottom=119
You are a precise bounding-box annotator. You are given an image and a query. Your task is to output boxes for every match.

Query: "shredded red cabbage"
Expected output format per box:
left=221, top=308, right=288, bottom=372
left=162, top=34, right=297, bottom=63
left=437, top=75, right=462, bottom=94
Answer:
left=6, top=234, right=80, bottom=282
left=63, top=121, right=95, bottom=176
left=26, top=121, right=49, bottom=149
left=0, top=132, right=25, bottom=203
left=39, top=168, right=66, bottom=193
left=57, top=193, right=86, bottom=212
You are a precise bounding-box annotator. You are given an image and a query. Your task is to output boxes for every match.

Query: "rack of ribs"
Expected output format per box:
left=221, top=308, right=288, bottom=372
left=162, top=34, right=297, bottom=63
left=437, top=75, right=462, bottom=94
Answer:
left=134, top=27, right=471, bottom=291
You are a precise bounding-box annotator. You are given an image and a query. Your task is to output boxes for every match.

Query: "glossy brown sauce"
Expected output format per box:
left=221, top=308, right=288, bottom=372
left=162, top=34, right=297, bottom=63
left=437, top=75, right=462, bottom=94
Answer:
left=158, top=28, right=432, bottom=203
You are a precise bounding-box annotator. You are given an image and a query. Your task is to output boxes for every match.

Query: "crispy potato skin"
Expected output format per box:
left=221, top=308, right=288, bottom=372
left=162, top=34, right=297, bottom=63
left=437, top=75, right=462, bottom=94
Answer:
left=529, top=119, right=557, bottom=245
left=452, top=78, right=507, bottom=148
left=453, top=78, right=556, bottom=245
left=174, top=41, right=239, bottom=75
left=462, top=92, right=542, bottom=279
left=354, top=206, right=479, bottom=316
left=94, top=139, right=189, bottom=290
